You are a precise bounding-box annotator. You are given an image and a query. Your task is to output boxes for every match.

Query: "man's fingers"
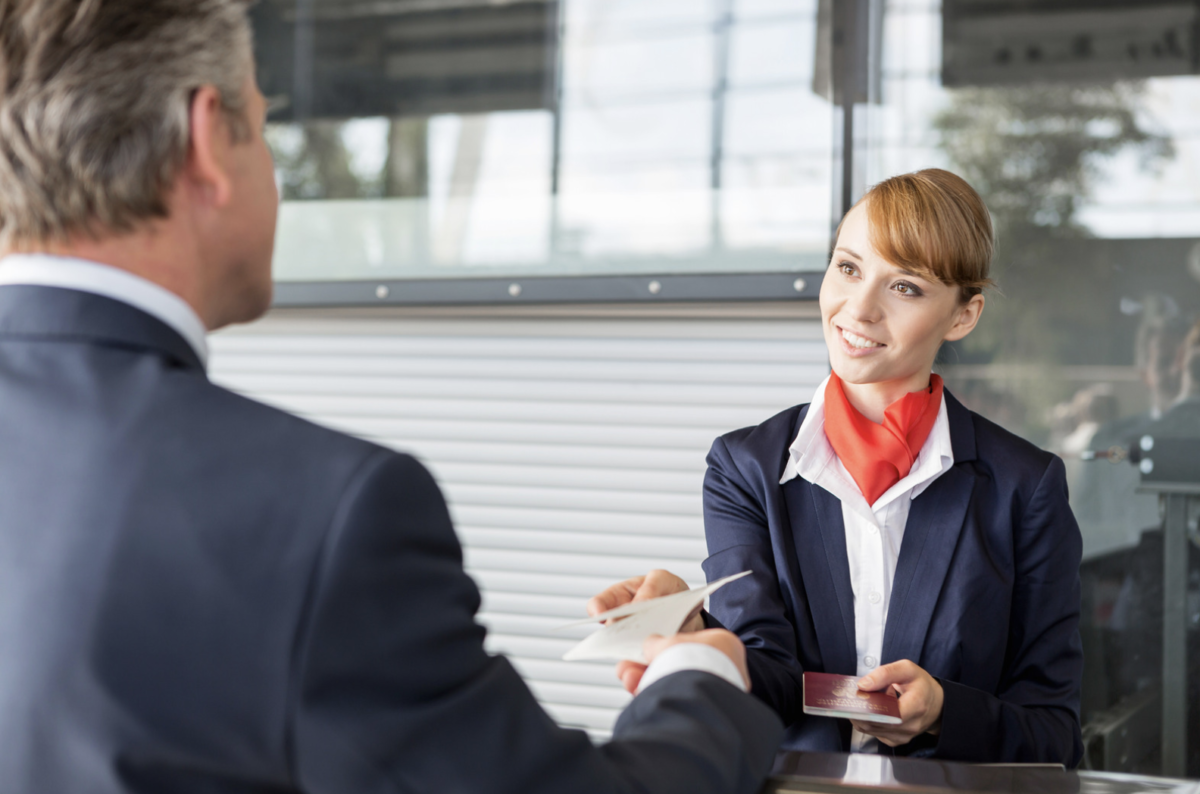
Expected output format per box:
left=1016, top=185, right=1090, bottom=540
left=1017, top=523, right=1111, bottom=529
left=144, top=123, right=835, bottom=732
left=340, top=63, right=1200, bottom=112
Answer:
left=616, top=660, right=647, bottom=695
left=640, top=629, right=751, bottom=692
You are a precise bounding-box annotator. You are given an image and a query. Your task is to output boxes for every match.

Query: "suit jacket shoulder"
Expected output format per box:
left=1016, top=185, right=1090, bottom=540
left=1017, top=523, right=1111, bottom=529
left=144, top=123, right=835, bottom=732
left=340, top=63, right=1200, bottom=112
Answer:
left=709, top=404, right=808, bottom=496
left=960, top=402, right=1063, bottom=495
left=0, top=286, right=786, bottom=793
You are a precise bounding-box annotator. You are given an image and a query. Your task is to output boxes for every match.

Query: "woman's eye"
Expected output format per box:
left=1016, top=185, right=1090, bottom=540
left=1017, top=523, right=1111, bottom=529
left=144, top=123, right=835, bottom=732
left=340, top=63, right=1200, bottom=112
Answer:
left=838, top=262, right=858, bottom=277
left=893, top=281, right=923, bottom=296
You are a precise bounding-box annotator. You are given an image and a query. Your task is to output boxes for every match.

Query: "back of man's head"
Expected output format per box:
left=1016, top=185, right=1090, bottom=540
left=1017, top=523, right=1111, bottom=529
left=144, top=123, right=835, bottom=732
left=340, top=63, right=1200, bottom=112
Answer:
left=0, top=0, right=253, bottom=248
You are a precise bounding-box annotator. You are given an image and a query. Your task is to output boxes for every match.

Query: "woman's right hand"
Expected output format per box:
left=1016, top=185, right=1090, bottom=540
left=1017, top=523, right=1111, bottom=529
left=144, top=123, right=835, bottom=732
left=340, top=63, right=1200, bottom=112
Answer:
left=587, top=569, right=704, bottom=632
left=588, top=569, right=708, bottom=693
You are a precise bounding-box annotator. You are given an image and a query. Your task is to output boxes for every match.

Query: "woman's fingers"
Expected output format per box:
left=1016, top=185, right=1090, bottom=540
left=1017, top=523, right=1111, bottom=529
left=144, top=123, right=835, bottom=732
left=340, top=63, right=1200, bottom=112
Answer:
left=857, top=659, right=919, bottom=692
left=586, top=575, right=645, bottom=617
left=586, top=569, right=691, bottom=619
left=849, top=721, right=906, bottom=746
left=634, top=569, right=691, bottom=601
left=852, top=659, right=945, bottom=743
left=679, top=604, right=706, bottom=633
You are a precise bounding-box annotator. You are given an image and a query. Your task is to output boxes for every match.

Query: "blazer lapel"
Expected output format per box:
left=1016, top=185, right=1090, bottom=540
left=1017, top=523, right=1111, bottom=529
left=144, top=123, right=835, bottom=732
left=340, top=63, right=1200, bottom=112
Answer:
left=782, top=478, right=857, bottom=675
left=881, top=391, right=978, bottom=666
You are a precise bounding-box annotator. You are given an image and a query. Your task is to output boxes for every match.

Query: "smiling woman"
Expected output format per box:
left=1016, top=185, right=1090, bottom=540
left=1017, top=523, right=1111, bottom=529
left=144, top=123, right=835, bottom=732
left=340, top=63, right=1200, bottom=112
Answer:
left=589, top=168, right=1086, bottom=765
left=822, top=172, right=990, bottom=422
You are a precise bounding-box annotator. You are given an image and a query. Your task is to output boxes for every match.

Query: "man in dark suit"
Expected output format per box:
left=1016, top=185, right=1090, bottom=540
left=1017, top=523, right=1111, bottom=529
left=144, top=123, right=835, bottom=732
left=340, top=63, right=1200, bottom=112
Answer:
left=0, top=1, right=782, bottom=791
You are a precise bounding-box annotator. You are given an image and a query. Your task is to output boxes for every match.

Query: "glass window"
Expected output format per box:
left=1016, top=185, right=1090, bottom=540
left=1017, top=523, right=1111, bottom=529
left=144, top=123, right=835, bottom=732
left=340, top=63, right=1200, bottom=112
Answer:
left=254, top=0, right=833, bottom=283
left=872, top=0, right=1200, bottom=776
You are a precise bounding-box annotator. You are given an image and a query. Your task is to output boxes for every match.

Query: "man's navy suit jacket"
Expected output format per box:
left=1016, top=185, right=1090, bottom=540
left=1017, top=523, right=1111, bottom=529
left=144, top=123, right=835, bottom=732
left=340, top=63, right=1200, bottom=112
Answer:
left=0, top=286, right=782, bottom=793
left=700, top=392, right=1083, bottom=765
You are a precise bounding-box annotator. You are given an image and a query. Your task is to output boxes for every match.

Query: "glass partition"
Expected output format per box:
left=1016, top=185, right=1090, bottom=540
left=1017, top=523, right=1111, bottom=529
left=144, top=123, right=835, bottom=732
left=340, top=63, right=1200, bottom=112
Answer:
left=869, top=0, right=1200, bottom=777
left=253, top=0, right=834, bottom=283
left=252, top=0, right=1200, bottom=775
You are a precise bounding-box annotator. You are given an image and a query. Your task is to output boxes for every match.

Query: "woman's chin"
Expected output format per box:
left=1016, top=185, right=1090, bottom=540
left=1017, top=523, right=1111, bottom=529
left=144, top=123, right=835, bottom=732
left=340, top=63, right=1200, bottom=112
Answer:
left=831, top=358, right=887, bottom=386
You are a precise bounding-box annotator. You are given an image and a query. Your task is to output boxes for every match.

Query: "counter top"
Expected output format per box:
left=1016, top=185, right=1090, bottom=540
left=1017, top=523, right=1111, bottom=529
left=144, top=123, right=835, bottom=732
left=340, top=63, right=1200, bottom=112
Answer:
left=766, top=753, right=1198, bottom=794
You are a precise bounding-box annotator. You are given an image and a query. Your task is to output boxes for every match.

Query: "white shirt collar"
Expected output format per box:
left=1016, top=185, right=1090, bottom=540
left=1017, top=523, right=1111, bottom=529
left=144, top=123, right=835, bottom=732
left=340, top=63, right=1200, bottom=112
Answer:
left=0, top=253, right=208, bottom=368
left=780, top=374, right=954, bottom=520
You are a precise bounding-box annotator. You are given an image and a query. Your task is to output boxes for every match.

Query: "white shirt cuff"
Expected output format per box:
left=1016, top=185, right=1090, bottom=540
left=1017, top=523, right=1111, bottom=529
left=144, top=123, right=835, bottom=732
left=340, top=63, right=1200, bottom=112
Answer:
left=635, top=642, right=748, bottom=694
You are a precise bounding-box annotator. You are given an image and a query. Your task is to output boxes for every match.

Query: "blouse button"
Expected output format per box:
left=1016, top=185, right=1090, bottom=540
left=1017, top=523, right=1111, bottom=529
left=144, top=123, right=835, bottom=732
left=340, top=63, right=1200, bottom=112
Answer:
left=868, top=591, right=882, bottom=604
left=864, top=655, right=878, bottom=668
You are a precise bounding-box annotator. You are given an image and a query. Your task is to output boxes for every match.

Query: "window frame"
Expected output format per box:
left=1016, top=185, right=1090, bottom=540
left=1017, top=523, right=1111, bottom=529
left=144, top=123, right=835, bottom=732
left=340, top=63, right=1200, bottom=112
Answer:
left=263, top=0, right=868, bottom=307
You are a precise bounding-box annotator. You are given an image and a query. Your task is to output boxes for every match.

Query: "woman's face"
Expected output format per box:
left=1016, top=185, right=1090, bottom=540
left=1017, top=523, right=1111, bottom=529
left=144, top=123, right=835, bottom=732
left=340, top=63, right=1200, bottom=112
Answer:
left=819, top=202, right=984, bottom=396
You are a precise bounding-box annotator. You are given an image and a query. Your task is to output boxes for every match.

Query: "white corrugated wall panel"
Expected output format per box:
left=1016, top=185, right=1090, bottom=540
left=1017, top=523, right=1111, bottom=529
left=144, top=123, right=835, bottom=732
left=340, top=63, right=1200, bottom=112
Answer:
left=208, top=305, right=826, bottom=740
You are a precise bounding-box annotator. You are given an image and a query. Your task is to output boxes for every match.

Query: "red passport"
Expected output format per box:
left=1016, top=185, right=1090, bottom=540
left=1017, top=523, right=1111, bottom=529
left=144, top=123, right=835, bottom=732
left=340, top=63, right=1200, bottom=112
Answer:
left=802, top=672, right=902, bottom=724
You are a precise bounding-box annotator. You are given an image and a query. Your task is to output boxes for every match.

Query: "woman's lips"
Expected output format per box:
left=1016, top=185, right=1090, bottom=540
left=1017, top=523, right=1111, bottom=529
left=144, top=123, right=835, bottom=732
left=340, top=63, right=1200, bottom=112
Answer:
left=836, top=325, right=884, bottom=355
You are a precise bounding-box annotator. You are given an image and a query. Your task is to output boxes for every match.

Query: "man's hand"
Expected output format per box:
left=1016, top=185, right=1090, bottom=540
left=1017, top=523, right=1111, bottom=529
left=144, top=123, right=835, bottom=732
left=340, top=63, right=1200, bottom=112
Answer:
left=849, top=660, right=944, bottom=747
left=615, top=629, right=751, bottom=695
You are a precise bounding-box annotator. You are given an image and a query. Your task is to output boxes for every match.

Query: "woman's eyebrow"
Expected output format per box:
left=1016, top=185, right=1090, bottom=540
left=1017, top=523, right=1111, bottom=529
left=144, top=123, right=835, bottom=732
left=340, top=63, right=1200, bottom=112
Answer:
left=834, top=246, right=861, bottom=259
left=893, top=268, right=934, bottom=285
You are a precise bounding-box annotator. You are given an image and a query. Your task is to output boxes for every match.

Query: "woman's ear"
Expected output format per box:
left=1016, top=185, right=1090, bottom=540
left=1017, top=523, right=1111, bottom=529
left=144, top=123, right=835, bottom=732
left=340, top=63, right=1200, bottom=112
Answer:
left=943, top=293, right=985, bottom=342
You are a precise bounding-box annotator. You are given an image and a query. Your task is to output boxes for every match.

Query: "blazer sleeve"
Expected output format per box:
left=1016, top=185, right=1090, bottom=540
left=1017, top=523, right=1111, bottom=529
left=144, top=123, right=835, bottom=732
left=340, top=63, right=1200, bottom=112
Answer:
left=926, top=455, right=1084, bottom=766
left=289, top=449, right=784, bottom=794
left=702, top=435, right=807, bottom=724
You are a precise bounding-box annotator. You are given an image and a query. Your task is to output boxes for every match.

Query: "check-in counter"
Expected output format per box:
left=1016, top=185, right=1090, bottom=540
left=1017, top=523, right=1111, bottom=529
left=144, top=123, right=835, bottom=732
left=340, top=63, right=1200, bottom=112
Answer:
left=766, top=753, right=1199, bottom=794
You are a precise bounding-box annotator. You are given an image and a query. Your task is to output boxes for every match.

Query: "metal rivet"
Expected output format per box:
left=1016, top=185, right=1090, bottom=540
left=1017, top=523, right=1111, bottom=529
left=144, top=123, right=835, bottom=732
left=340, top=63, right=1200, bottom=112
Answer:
left=793, top=278, right=807, bottom=293
left=508, top=283, right=522, bottom=297
left=375, top=285, right=389, bottom=299
left=648, top=280, right=662, bottom=295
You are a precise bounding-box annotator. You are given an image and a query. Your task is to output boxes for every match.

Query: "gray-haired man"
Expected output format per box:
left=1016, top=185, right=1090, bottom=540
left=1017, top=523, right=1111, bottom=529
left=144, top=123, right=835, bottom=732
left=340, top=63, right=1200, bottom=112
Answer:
left=0, top=1, right=782, bottom=792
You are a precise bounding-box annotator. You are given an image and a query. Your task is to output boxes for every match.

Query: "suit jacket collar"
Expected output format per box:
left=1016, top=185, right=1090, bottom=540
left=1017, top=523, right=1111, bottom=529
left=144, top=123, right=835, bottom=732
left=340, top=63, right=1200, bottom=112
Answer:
left=780, top=404, right=858, bottom=677
left=881, top=387, right=977, bottom=664
left=0, top=285, right=206, bottom=373
left=783, top=476, right=859, bottom=676
left=944, top=388, right=977, bottom=463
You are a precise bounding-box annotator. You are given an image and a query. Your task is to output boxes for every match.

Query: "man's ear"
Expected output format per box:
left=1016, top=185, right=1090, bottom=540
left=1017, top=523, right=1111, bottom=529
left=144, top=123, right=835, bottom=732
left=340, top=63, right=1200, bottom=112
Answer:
left=183, top=85, right=235, bottom=210
left=943, top=293, right=985, bottom=342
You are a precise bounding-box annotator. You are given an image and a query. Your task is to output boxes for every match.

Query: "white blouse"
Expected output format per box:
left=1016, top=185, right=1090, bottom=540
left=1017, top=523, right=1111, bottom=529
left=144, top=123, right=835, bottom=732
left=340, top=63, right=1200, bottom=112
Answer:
left=780, top=375, right=954, bottom=752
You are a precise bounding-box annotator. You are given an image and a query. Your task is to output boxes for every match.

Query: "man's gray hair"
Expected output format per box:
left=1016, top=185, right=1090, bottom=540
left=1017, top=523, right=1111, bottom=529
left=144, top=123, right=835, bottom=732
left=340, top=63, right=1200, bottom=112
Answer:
left=0, top=0, right=255, bottom=246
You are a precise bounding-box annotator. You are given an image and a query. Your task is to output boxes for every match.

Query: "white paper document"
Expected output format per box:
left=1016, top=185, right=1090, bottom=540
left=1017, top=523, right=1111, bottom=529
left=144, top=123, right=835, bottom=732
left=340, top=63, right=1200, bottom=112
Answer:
left=559, top=571, right=752, bottom=663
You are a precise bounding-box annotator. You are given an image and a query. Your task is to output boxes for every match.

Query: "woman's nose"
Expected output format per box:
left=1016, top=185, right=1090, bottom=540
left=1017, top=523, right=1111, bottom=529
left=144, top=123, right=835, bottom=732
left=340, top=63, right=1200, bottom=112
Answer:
left=845, top=285, right=883, bottom=324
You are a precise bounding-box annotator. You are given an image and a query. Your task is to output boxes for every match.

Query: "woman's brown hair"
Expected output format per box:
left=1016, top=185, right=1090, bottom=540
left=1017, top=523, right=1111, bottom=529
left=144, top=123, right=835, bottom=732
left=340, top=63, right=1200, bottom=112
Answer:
left=840, top=168, right=995, bottom=302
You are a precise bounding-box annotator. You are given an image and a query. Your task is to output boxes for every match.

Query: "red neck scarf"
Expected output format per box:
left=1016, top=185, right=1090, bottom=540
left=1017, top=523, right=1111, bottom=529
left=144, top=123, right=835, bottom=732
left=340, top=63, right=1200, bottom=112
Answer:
left=823, top=372, right=944, bottom=506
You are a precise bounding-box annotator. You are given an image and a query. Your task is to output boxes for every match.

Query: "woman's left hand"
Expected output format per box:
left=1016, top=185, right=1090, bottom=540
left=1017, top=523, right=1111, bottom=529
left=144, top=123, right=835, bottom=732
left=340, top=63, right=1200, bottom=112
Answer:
left=849, top=660, right=944, bottom=747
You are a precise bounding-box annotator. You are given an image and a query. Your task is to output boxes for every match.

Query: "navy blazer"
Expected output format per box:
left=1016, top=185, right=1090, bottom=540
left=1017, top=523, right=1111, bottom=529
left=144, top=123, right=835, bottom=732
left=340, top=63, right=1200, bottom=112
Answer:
left=701, top=391, right=1083, bottom=765
left=0, top=285, right=782, bottom=793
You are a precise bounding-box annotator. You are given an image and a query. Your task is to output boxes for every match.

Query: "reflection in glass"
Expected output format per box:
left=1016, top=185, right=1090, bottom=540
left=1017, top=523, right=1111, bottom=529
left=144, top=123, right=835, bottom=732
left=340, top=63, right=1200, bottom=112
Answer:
left=873, top=0, right=1200, bottom=776
left=253, top=0, right=833, bottom=281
